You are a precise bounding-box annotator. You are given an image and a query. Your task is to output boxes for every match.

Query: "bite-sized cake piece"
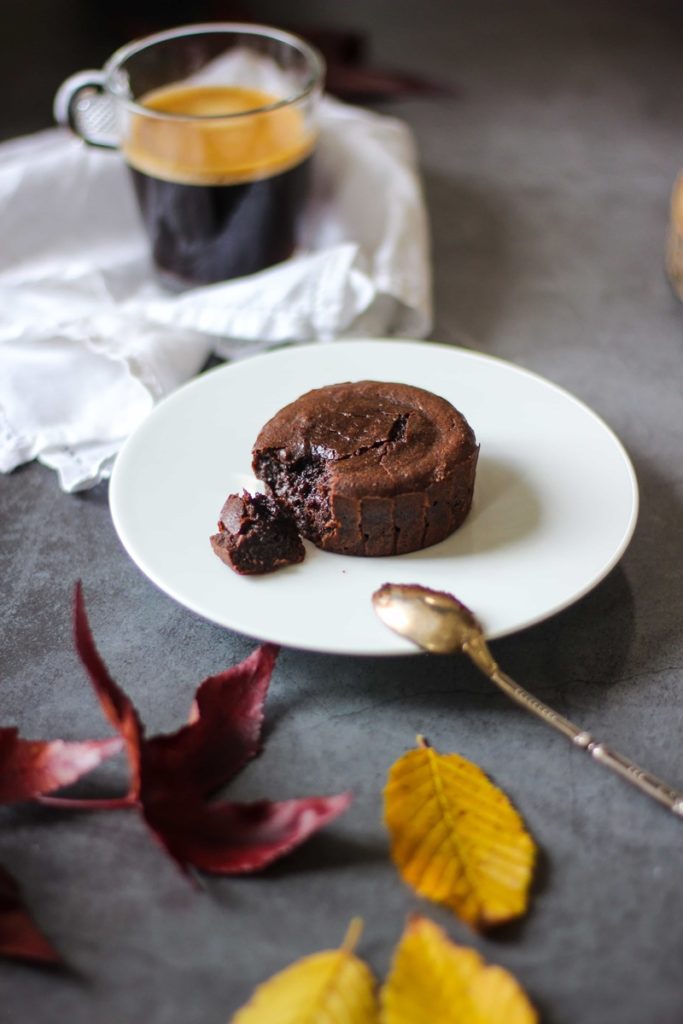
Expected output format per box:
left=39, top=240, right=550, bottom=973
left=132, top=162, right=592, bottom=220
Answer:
left=252, top=380, right=479, bottom=557
left=210, top=491, right=305, bottom=575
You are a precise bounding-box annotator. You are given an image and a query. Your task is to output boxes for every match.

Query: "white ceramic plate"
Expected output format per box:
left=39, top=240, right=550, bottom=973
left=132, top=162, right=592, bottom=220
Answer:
left=109, top=340, right=638, bottom=656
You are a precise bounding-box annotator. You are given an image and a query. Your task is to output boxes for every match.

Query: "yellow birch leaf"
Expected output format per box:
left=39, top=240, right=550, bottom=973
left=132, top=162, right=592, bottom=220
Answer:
left=384, top=738, right=536, bottom=928
left=230, top=918, right=378, bottom=1024
left=380, top=916, right=538, bottom=1024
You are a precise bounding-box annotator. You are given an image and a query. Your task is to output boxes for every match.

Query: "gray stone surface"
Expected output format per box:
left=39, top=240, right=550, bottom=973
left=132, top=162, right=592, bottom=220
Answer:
left=2, top=2, right=683, bottom=1022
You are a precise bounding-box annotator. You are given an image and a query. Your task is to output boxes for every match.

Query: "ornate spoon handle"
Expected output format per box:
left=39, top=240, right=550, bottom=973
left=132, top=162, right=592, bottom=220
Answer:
left=469, top=643, right=683, bottom=817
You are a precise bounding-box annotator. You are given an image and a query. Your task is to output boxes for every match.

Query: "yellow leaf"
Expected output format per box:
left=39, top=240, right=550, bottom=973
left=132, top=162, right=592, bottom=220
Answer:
left=383, top=738, right=536, bottom=927
left=380, top=916, right=538, bottom=1024
left=230, top=918, right=378, bottom=1024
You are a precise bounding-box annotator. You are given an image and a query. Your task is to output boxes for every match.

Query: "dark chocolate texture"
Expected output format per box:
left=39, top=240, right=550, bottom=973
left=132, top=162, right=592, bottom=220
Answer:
left=210, top=491, right=305, bottom=575
left=252, top=380, right=479, bottom=556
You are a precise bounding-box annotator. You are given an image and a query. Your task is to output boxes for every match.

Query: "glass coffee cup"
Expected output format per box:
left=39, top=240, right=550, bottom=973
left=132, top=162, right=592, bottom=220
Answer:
left=54, top=23, right=325, bottom=289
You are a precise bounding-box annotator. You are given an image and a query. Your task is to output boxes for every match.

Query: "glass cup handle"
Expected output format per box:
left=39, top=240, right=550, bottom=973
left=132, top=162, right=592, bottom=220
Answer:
left=53, top=71, right=119, bottom=149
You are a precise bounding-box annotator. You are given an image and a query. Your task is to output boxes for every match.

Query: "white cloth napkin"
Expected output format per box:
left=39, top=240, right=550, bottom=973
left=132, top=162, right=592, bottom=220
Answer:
left=0, top=96, right=432, bottom=492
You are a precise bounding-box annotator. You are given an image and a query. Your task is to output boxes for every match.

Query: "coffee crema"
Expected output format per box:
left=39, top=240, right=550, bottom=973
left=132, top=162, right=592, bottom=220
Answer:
left=123, top=84, right=315, bottom=285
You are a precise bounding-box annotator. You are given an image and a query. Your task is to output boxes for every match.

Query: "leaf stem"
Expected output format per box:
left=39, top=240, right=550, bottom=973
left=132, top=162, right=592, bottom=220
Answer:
left=341, top=917, right=364, bottom=954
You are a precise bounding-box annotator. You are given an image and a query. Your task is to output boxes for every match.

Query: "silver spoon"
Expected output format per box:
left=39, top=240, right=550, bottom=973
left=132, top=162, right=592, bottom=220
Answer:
left=372, top=582, right=683, bottom=819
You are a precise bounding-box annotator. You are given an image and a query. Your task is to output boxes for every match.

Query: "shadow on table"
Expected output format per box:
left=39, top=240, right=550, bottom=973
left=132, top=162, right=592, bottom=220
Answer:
left=276, top=563, right=636, bottom=727
left=492, top=562, right=636, bottom=702
left=256, top=829, right=389, bottom=879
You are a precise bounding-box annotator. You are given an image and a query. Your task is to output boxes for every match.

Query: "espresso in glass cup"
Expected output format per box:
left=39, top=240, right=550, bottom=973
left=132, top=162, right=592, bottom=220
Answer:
left=55, top=24, right=324, bottom=288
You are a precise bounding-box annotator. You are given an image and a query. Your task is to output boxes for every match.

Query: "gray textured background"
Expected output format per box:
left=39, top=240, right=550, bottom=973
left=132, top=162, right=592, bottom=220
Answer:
left=2, top=1, right=683, bottom=1022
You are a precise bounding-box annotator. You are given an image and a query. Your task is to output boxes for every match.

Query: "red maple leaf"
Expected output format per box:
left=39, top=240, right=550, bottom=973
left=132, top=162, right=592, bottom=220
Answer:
left=0, top=630, right=121, bottom=814
left=41, top=583, right=351, bottom=875
left=0, top=728, right=122, bottom=805
left=0, top=865, right=60, bottom=964
left=0, top=663, right=121, bottom=965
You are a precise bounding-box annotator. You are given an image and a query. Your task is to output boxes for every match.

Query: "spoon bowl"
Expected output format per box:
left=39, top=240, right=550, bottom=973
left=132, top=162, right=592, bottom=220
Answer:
left=373, top=582, right=483, bottom=654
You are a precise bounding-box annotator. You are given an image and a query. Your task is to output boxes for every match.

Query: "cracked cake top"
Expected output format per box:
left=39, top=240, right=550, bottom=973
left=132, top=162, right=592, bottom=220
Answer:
left=252, top=380, right=477, bottom=498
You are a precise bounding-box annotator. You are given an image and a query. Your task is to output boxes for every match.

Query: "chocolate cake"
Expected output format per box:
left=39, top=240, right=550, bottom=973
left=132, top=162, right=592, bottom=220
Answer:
left=210, top=491, right=305, bottom=575
left=252, top=380, right=479, bottom=557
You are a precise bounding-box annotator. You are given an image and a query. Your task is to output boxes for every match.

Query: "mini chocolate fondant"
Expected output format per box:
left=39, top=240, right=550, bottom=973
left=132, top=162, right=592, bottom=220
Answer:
left=252, top=380, right=478, bottom=557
